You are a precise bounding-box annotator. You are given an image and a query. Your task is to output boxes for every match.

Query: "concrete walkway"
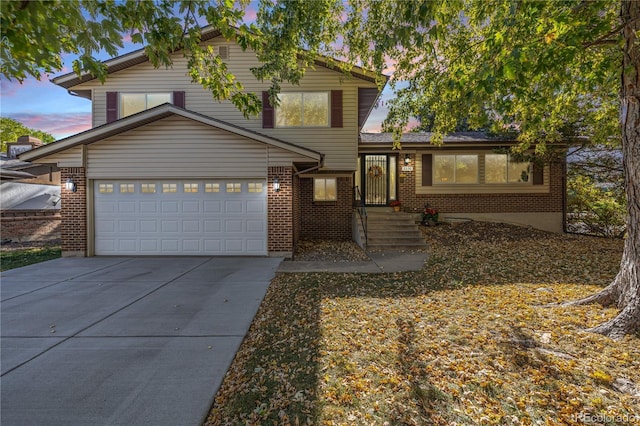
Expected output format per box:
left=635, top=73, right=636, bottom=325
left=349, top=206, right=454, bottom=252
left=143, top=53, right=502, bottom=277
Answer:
left=1, top=256, right=282, bottom=426
left=277, top=251, right=429, bottom=273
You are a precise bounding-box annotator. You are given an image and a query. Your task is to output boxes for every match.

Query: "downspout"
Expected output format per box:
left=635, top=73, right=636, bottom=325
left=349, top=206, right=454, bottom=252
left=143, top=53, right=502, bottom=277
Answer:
left=294, top=154, right=325, bottom=176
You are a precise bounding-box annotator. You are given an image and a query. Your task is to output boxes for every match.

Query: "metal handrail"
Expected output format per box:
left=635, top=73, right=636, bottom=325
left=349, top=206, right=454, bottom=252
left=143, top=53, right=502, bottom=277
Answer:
left=353, top=186, right=367, bottom=249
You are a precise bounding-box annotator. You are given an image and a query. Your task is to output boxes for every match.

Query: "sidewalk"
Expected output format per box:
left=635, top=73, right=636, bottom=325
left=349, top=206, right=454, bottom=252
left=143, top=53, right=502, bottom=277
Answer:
left=277, top=251, right=428, bottom=273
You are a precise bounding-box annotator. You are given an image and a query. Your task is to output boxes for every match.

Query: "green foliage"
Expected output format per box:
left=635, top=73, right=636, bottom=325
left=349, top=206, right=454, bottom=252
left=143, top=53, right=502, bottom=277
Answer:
left=0, top=247, right=61, bottom=271
left=340, top=0, right=621, bottom=153
left=0, top=117, right=55, bottom=152
left=567, top=174, right=626, bottom=238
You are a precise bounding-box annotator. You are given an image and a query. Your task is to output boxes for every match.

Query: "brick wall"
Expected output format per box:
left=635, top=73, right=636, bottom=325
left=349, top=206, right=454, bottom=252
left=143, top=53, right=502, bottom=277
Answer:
left=0, top=210, right=61, bottom=242
left=398, top=155, right=565, bottom=214
left=268, top=167, right=294, bottom=254
left=60, top=168, right=87, bottom=256
left=299, top=176, right=353, bottom=240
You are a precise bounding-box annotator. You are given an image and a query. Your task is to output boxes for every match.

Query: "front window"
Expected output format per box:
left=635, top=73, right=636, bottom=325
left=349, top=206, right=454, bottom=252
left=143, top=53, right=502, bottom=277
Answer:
left=434, top=154, right=478, bottom=184
left=314, top=178, right=337, bottom=201
left=485, top=154, right=531, bottom=183
left=276, top=92, right=329, bottom=127
left=120, top=93, right=172, bottom=118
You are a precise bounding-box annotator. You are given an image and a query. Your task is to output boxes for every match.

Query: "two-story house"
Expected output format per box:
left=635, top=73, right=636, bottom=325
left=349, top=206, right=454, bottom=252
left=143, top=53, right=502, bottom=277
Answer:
left=21, top=28, right=566, bottom=258
left=20, top=28, right=382, bottom=257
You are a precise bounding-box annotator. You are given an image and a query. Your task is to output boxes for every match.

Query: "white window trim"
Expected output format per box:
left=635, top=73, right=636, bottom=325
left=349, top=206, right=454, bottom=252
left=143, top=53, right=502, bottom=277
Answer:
left=275, top=92, right=330, bottom=128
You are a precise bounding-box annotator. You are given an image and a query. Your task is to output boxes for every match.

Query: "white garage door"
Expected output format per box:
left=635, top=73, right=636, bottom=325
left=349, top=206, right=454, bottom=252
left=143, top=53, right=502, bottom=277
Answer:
left=94, top=180, right=267, bottom=255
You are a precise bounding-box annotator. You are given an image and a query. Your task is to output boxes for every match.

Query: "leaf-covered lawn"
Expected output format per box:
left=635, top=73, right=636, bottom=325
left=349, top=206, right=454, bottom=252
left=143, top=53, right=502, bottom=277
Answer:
left=205, top=223, right=639, bottom=425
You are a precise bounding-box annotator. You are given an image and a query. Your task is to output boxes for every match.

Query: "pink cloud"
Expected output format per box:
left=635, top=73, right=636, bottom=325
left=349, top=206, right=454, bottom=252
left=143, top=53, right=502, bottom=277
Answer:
left=243, top=5, right=257, bottom=23
left=6, top=112, right=92, bottom=139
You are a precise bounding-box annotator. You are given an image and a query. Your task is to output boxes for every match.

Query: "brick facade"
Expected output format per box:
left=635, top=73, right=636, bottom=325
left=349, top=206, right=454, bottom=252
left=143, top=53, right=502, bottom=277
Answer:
left=299, top=176, right=353, bottom=240
left=60, top=168, right=87, bottom=256
left=397, top=154, right=565, bottom=214
left=0, top=210, right=61, bottom=242
left=268, top=166, right=294, bottom=255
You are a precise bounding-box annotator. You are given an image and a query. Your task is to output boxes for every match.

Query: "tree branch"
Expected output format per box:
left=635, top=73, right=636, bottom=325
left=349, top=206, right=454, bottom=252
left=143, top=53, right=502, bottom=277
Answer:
left=583, top=16, right=640, bottom=49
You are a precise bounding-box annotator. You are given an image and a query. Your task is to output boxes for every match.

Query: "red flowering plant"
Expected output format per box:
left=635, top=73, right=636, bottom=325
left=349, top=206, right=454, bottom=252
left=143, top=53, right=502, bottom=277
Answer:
left=421, top=204, right=439, bottom=224
left=389, top=200, right=402, bottom=207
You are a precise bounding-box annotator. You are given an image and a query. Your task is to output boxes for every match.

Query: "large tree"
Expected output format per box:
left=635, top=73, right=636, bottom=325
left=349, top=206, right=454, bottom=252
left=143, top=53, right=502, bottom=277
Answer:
left=0, top=117, right=55, bottom=152
left=1, top=0, right=637, bottom=338
left=335, top=0, right=639, bottom=339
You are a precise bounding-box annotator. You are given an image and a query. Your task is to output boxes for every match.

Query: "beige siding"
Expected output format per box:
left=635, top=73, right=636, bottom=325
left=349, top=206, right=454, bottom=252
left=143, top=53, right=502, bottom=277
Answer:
left=86, top=116, right=268, bottom=179
left=72, top=39, right=376, bottom=171
left=267, top=146, right=315, bottom=167
left=36, top=146, right=84, bottom=167
left=415, top=151, right=550, bottom=194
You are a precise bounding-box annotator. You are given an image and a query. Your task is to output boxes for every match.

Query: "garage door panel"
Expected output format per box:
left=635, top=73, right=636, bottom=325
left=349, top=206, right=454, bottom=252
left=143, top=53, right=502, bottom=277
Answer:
left=204, top=220, right=221, bottom=232
left=140, top=240, right=158, bottom=251
left=95, top=180, right=267, bottom=255
left=246, top=220, right=265, bottom=233
left=246, top=200, right=265, bottom=213
left=161, top=201, right=179, bottom=213
left=161, top=240, right=179, bottom=252
left=225, top=240, right=243, bottom=252
left=182, top=240, right=201, bottom=251
left=204, top=201, right=222, bottom=213
left=140, top=220, right=157, bottom=232
left=117, top=220, right=136, bottom=233
left=182, top=220, right=200, bottom=232
left=140, top=202, right=157, bottom=213
left=119, top=240, right=137, bottom=251
left=225, top=200, right=243, bottom=214
left=118, top=201, right=136, bottom=213
left=182, top=201, right=200, bottom=213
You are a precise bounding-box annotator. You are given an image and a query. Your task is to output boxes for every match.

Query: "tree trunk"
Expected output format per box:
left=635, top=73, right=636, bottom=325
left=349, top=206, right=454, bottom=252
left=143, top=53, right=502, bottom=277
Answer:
left=566, top=0, right=640, bottom=340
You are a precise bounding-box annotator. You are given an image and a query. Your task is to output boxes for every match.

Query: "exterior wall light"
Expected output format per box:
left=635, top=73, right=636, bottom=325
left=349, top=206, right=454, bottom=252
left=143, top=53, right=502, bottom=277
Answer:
left=65, top=178, right=77, bottom=193
left=273, top=177, right=280, bottom=192
left=404, top=154, right=411, bottom=165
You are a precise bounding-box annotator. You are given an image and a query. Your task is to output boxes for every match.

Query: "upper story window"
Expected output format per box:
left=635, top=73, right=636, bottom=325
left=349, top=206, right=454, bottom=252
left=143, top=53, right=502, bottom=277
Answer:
left=434, top=154, right=479, bottom=184
left=120, top=93, right=172, bottom=118
left=485, top=154, right=531, bottom=183
left=276, top=92, right=329, bottom=127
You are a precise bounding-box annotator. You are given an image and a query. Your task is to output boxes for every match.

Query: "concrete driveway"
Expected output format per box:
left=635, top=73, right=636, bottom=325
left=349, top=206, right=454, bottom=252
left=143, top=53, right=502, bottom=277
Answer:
left=0, top=256, right=282, bottom=426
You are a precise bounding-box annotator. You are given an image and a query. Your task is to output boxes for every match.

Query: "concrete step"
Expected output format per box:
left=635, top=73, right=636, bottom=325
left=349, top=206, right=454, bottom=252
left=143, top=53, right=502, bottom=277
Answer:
left=355, top=210, right=428, bottom=251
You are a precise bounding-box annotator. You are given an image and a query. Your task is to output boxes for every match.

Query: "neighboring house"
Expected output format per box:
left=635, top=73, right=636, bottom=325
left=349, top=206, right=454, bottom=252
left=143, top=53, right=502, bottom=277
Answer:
left=20, top=28, right=382, bottom=257
left=359, top=132, right=566, bottom=233
left=1, top=137, right=61, bottom=241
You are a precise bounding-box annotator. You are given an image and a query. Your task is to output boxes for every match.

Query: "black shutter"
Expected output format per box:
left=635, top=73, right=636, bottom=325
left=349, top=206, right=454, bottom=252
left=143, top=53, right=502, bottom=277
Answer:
left=422, top=154, right=433, bottom=186
left=106, top=92, right=118, bottom=123
left=532, top=162, right=544, bottom=185
left=262, top=91, right=274, bottom=128
left=173, top=91, right=185, bottom=108
left=331, top=90, right=343, bottom=128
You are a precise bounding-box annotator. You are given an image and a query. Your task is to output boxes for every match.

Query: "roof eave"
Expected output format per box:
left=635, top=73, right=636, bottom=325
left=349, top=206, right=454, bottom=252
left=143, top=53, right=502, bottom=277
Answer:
left=19, top=104, right=322, bottom=163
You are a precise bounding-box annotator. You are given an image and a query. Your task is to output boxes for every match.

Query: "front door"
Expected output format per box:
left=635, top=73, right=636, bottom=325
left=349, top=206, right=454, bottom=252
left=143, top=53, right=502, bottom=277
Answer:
left=360, top=155, right=396, bottom=206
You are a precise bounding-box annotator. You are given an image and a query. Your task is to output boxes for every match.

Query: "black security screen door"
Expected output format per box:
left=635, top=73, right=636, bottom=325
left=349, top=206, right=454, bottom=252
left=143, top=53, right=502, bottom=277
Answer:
left=363, top=155, right=388, bottom=205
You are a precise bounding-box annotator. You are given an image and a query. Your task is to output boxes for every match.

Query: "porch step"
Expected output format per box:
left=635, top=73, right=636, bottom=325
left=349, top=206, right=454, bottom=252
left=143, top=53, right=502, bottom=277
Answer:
left=356, top=210, right=428, bottom=251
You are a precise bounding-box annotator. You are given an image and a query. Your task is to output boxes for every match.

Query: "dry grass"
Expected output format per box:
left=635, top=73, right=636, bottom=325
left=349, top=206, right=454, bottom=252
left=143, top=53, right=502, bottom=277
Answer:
left=205, top=223, right=639, bottom=425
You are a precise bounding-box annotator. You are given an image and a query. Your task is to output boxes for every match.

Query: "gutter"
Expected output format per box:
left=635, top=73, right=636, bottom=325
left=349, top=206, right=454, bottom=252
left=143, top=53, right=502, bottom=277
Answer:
left=294, top=155, right=325, bottom=176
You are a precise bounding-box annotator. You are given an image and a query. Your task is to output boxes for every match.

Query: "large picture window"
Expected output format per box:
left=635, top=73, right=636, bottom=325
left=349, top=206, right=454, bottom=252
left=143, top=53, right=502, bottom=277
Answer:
left=434, top=155, right=478, bottom=184
left=485, top=154, right=531, bottom=183
left=276, top=92, right=329, bottom=127
left=120, top=93, right=172, bottom=118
